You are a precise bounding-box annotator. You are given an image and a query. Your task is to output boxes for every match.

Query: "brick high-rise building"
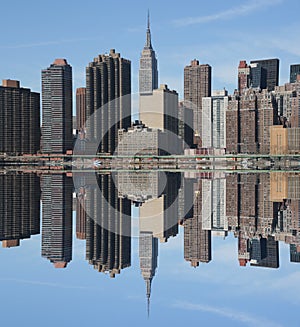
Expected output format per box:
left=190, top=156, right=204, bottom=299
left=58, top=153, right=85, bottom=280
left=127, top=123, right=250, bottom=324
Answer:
left=0, top=80, right=40, bottom=155
left=86, top=49, right=131, bottom=154
left=238, top=61, right=251, bottom=93
left=226, top=89, right=277, bottom=154
left=41, top=59, right=73, bottom=154
left=184, top=59, right=212, bottom=142
left=76, top=87, right=86, bottom=138
left=250, top=58, right=279, bottom=91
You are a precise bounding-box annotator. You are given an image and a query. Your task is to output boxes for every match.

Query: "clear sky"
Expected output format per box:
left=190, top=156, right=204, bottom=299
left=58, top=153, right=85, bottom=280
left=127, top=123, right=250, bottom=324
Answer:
left=1, top=0, right=300, bottom=101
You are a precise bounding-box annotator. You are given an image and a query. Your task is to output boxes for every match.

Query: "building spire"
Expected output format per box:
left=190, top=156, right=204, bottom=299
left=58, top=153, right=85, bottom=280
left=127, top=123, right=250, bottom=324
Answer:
left=145, top=10, right=152, bottom=49
left=146, top=278, right=152, bottom=318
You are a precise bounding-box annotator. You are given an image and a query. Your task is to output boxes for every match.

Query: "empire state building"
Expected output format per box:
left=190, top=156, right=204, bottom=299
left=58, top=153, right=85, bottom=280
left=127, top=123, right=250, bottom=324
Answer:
left=139, top=12, right=158, bottom=95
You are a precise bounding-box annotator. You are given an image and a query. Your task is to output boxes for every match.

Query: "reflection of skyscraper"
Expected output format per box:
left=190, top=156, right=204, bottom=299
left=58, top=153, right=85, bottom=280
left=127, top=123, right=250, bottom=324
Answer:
left=202, top=176, right=227, bottom=237
left=41, top=59, right=73, bottom=154
left=85, top=174, right=131, bottom=277
left=290, top=244, right=300, bottom=263
left=0, top=173, right=40, bottom=247
left=139, top=172, right=180, bottom=243
left=139, top=231, right=158, bottom=316
left=250, top=236, right=279, bottom=268
left=41, top=174, right=73, bottom=268
left=139, top=12, right=158, bottom=95
left=184, top=180, right=212, bottom=267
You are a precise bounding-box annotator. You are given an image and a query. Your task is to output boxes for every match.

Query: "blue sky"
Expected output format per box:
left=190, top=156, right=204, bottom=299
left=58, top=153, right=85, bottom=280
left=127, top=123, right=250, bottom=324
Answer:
left=1, top=0, right=300, bottom=101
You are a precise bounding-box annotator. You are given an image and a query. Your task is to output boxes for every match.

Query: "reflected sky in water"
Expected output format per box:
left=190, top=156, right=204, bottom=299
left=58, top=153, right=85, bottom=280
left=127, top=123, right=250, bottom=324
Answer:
left=0, top=171, right=299, bottom=327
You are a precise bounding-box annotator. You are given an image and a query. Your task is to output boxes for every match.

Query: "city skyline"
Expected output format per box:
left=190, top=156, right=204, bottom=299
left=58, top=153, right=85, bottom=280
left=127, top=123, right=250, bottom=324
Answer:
left=1, top=1, right=300, bottom=101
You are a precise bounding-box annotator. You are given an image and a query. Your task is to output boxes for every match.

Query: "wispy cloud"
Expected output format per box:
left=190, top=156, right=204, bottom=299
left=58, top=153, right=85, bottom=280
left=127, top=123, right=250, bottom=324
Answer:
left=173, top=0, right=283, bottom=26
left=173, top=301, right=283, bottom=327
left=0, top=278, right=89, bottom=290
left=0, top=38, right=97, bottom=49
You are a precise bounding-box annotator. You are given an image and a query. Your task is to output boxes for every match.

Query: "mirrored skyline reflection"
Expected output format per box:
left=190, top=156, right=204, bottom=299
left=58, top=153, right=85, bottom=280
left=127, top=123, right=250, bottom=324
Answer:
left=1, top=170, right=300, bottom=326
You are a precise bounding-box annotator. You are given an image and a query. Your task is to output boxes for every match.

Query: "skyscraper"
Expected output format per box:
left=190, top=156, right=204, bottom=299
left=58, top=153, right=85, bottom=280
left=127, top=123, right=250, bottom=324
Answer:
left=139, top=11, right=158, bottom=95
left=290, top=64, right=300, bottom=84
left=184, top=59, right=212, bottom=142
left=250, top=58, right=279, bottom=91
left=76, top=87, right=86, bottom=138
left=86, top=49, right=131, bottom=154
left=202, top=89, right=228, bottom=149
left=41, top=59, right=73, bottom=154
left=0, top=79, right=40, bottom=155
left=238, top=60, right=251, bottom=93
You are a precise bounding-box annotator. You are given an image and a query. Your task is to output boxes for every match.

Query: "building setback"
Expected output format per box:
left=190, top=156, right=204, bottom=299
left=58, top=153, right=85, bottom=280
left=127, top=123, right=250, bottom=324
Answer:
left=0, top=79, right=40, bottom=155
left=86, top=49, right=131, bottom=154
left=41, top=59, right=73, bottom=154
left=184, top=59, right=212, bottom=143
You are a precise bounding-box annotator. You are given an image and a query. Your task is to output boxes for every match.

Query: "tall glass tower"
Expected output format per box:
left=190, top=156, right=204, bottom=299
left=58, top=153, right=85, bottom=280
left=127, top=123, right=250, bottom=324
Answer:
left=139, top=12, right=158, bottom=95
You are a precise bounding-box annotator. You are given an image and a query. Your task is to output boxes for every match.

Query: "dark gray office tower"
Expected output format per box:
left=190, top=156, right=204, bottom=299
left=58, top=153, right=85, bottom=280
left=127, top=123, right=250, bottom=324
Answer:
left=290, top=64, right=300, bottom=83
left=290, top=244, right=300, bottom=263
left=139, top=11, right=158, bottom=95
left=41, top=174, right=73, bottom=268
left=250, top=63, right=267, bottom=89
left=250, top=58, right=279, bottom=91
left=41, top=59, right=73, bottom=154
left=85, top=174, right=131, bottom=277
left=0, top=80, right=40, bottom=155
left=250, top=236, right=279, bottom=268
left=0, top=173, right=40, bottom=248
left=86, top=49, right=131, bottom=154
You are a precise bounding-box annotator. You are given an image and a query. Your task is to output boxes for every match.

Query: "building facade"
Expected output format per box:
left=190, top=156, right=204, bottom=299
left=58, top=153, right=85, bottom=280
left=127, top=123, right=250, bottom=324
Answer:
left=86, top=49, right=131, bottom=154
left=0, top=80, right=40, bottom=155
left=76, top=87, right=86, bottom=138
left=41, top=59, right=73, bottom=154
left=184, top=59, right=212, bottom=141
left=250, top=58, right=279, bottom=91
left=202, top=89, right=228, bottom=149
